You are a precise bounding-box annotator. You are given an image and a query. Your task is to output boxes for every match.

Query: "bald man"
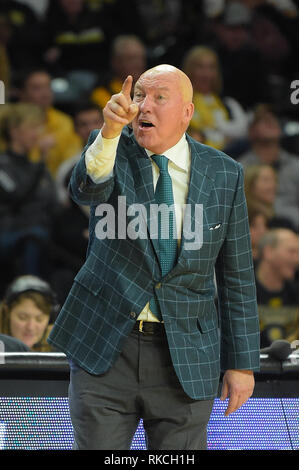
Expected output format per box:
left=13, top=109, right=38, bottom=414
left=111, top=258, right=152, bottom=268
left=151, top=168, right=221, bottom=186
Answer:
left=48, top=65, right=260, bottom=450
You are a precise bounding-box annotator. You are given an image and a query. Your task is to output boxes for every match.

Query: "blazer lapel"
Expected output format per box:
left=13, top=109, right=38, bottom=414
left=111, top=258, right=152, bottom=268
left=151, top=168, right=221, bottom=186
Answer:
left=178, top=137, right=216, bottom=259
left=128, top=137, right=161, bottom=269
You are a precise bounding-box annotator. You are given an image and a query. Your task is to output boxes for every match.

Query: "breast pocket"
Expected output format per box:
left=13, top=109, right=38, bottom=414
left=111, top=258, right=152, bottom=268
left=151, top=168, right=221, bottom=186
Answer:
left=184, top=221, right=224, bottom=252
left=202, top=221, right=225, bottom=247
left=207, top=222, right=223, bottom=232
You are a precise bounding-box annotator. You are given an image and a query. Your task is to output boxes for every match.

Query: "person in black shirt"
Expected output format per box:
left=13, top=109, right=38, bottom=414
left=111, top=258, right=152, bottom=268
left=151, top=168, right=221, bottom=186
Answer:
left=41, top=0, right=114, bottom=76
left=0, top=0, right=43, bottom=73
left=0, top=103, right=58, bottom=288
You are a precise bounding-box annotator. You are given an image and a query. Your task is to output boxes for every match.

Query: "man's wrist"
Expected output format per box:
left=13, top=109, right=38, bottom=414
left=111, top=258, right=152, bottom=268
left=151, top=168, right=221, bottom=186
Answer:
left=229, top=369, right=254, bottom=375
left=101, top=123, right=122, bottom=139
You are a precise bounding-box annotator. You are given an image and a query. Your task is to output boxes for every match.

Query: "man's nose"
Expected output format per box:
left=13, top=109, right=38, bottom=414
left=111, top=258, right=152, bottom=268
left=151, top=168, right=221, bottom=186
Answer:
left=139, top=95, right=152, bottom=112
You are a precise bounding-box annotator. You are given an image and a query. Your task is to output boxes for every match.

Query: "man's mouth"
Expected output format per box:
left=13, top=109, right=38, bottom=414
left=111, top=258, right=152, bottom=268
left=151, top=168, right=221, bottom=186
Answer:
left=139, top=120, right=155, bottom=129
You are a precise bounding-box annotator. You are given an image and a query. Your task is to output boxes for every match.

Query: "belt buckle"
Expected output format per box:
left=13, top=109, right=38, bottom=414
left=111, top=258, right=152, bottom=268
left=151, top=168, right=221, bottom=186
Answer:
left=138, top=320, right=144, bottom=333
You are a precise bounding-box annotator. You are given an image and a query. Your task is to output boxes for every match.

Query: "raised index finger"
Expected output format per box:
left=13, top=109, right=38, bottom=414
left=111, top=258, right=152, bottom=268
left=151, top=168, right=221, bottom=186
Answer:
left=121, top=75, right=133, bottom=100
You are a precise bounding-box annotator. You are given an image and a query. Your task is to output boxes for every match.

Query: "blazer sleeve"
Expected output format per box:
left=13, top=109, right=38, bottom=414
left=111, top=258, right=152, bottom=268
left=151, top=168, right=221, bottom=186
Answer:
left=69, top=129, right=115, bottom=206
left=215, top=162, right=260, bottom=372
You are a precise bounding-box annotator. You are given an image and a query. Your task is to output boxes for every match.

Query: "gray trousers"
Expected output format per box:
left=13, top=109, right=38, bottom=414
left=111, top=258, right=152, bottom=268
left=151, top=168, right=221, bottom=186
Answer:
left=68, top=325, right=214, bottom=450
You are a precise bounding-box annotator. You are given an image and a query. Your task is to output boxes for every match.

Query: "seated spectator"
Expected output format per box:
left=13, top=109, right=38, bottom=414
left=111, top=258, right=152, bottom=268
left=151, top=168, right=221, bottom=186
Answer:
left=250, top=3, right=290, bottom=75
left=256, top=228, right=299, bottom=305
left=255, top=228, right=299, bottom=346
left=91, top=35, right=147, bottom=110
left=0, top=275, right=60, bottom=352
left=0, top=103, right=58, bottom=283
left=247, top=205, right=269, bottom=263
left=244, top=164, right=278, bottom=221
left=0, top=0, right=43, bottom=73
left=14, top=0, right=49, bottom=19
left=56, top=101, right=103, bottom=205
left=206, top=1, right=269, bottom=109
left=48, top=102, right=103, bottom=304
left=0, top=333, right=30, bottom=352
left=16, top=68, right=81, bottom=176
left=48, top=178, right=90, bottom=305
left=224, top=1, right=290, bottom=77
left=108, top=0, right=206, bottom=68
left=239, top=105, right=299, bottom=230
left=41, top=0, right=113, bottom=76
left=182, top=45, right=247, bottom=150
left=0, top=10, right=12, bottom=96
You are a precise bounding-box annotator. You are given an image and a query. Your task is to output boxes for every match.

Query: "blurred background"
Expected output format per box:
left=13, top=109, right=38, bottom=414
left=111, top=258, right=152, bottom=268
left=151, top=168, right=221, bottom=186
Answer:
left=0, top=0, right=299, bottom=352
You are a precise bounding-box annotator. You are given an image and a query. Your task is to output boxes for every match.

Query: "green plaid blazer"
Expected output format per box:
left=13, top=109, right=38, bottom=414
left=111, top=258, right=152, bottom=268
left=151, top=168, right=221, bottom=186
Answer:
left=48, top=127, right=260, bottom=400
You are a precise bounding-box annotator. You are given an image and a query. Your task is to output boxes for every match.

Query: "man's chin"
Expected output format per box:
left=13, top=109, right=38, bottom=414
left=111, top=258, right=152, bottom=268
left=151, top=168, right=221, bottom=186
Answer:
left=134, top=132, right=155, bottom=151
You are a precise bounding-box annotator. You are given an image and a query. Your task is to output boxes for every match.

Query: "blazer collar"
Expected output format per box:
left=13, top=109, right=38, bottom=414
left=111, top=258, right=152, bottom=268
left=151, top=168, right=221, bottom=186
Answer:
left=127, top=131, right=216, bottom=198
left=145, top=133, right=189, bottom=173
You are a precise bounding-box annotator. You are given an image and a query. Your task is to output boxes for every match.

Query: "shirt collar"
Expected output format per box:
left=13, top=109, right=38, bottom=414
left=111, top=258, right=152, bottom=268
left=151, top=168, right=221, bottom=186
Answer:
left=145, top=134, right=189, bottom=172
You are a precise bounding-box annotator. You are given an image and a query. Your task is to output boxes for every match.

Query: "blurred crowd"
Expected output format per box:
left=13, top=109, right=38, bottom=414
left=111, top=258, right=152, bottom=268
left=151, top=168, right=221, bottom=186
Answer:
left=0, top=0, right=299, bottom=352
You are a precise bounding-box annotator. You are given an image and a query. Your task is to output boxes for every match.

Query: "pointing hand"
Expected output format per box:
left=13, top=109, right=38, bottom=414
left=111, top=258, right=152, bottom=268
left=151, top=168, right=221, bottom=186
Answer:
left=102, top=75, right=139, bottom=139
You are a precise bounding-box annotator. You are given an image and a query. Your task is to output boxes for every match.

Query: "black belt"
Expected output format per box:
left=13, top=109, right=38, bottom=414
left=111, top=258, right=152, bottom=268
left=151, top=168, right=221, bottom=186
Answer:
left=133, top=320, right=164, bottom=334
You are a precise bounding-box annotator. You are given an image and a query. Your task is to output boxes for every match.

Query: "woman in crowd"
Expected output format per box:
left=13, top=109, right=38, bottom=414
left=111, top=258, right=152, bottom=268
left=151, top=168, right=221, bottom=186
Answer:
left=244, top=163, right=278, bottom=221
left=244, top=163, right=296, bottom=259
left=0, top=275, right=59, bottom=352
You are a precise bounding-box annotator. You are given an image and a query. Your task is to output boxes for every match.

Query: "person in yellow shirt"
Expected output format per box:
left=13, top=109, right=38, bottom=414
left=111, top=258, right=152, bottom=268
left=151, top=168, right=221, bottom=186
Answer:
left=91, top=35, right=147, bottom=110
left=0, top=11, right=11, bottom=97
left=17, top=68, right=81, bottom=176
left=182, top=45, right=247, bottom=150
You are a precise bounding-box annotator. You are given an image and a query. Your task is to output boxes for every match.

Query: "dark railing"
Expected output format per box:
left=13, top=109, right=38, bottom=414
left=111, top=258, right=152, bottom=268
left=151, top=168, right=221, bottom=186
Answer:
left=1, top=352, right=299, bottom=373
left=0, top=352, right=298, bottom=398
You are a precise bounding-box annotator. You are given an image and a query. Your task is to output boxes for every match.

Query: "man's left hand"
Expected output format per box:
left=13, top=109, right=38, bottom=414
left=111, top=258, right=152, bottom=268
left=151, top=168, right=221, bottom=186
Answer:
left=220, top=369, right=255, bottom=417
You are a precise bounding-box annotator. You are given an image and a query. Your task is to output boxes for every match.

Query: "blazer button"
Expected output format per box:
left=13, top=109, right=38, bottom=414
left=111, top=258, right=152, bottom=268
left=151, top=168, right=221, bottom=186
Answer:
left=130, top=311, right=136, bottom=319
left=155, top=282, right=161, bottom=289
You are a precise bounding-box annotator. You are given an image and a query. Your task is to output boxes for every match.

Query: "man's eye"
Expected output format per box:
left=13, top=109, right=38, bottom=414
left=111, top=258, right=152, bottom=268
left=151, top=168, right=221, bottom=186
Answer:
left=134, top=92, right=143, bottom=99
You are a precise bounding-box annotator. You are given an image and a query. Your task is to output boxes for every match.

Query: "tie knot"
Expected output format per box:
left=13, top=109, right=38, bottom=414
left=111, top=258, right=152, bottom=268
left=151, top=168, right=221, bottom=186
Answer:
left=151, top=154, right=168, bottom=172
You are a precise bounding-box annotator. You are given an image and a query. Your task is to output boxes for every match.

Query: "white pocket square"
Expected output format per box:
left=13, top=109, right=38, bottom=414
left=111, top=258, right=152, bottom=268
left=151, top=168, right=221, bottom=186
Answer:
left=209, top=223, right=222, bottom=231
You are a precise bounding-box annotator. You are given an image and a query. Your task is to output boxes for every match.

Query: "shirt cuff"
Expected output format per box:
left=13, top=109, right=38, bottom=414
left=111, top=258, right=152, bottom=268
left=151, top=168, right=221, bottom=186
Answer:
left=85, top=130, right=120, bottom=183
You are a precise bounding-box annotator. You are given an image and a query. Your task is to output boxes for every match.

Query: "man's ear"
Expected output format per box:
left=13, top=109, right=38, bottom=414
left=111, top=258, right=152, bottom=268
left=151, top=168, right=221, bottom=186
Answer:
left=183, top=102, right=194, bottom=126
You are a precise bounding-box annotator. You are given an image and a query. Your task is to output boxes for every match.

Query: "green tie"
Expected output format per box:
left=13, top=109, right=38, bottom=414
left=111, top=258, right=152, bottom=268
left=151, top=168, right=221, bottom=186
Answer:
left=149, top=154, right=178, bottom=320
